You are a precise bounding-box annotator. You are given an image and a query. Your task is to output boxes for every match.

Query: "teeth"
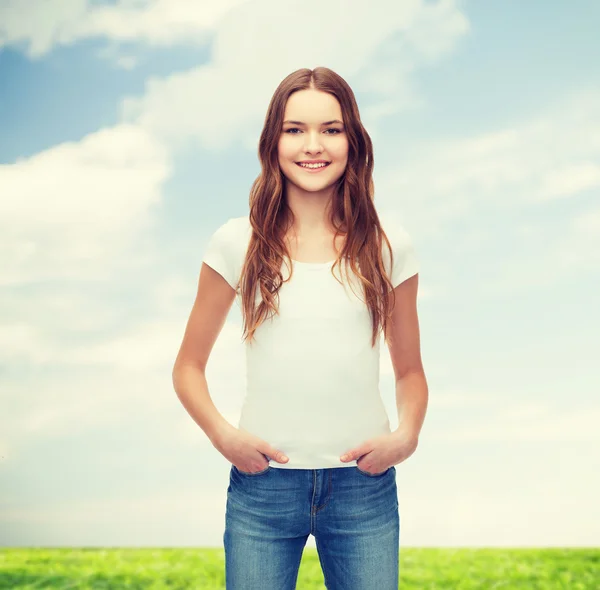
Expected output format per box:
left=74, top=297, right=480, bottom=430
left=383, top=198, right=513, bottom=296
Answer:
left=299, top=162, right=328, bottom=168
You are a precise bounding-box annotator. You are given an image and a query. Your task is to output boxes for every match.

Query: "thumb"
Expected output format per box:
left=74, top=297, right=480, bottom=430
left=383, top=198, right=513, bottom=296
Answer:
left=341, top=443, right=367, bottom=462
left=340, top=450, right=355, bottom=462
left=264, top=445, right=289, bottom=464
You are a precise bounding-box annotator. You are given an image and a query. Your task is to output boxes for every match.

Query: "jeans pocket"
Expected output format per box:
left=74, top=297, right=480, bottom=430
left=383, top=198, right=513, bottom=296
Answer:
left=234, top=464, right=271, bottom=476
left=356, top=465, right=392, bottom=477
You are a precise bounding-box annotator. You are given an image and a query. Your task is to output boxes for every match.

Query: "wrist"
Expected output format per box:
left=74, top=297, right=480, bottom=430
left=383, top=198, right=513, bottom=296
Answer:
left=393, top=423, right=419, bottom=444
left=208, top=420, right=235, bottom=448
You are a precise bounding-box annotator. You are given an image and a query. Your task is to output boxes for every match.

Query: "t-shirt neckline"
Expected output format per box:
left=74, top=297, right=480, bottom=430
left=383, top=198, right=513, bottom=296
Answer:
left=291, top=258, right=336, bottom=268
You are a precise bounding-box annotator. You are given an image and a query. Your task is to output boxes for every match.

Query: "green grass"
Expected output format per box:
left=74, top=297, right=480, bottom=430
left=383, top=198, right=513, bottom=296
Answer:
left=0, top=548, right=598, bottom=589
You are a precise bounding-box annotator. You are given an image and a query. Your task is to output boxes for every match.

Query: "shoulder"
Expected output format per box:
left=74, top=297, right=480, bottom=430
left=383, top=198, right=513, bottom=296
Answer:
left=211, top=213, right=251, bottom=256
left=208, top=215, right=250, bottom=243
left=224, top=215, right=252, bottom=252
left=228, top=214, right=251, bottom=234
left=202, top=215, right=251, bottom=291
left=378, top=210, right=419, bottom=287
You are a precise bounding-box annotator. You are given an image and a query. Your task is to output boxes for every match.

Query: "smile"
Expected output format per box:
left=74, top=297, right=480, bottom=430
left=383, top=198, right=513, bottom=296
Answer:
left=296, top=162, right=331, bottom=173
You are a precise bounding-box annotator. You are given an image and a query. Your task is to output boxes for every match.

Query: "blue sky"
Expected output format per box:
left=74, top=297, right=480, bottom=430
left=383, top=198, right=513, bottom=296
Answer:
left=1, top=0, right=599, bottom=549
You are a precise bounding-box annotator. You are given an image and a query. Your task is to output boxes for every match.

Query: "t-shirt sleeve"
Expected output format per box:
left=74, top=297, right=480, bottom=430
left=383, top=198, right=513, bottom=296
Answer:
left=202, top=218, right=238, bottom=290
left=388, top=223, right=420, bottom=289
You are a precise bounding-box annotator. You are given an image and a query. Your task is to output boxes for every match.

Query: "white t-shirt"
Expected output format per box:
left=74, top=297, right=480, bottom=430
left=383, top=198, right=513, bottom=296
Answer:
left=202, top=214, right=419, bottom=470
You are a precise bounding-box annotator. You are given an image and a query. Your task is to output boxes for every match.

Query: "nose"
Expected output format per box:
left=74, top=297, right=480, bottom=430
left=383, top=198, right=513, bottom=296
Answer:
left=303, top=130, right=323, bottom=154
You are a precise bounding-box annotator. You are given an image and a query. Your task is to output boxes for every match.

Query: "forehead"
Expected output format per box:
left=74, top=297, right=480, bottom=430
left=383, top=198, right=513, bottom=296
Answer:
left=283, top=89, right=343, bottom=122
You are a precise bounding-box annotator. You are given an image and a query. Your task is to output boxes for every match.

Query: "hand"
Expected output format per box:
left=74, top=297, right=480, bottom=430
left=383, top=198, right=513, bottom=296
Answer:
left=339, top=428, right=418, bottom=474
left=213, top=424, right=289, bottom=473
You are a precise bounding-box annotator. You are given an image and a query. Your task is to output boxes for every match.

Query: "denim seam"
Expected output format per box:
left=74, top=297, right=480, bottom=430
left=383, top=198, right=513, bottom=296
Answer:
left=314, top=469, right=332, bottom=514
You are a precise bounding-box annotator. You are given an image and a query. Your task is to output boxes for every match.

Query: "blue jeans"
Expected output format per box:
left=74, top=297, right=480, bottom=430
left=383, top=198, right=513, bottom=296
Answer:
left=223, top=464, right=399, bottom=589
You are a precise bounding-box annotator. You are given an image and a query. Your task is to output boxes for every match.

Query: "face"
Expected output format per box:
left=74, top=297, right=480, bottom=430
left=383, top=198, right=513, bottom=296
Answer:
left=277, top=88, right=349, bottom=196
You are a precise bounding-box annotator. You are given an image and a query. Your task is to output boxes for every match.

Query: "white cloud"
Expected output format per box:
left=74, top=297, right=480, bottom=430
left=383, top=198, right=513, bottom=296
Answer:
left=0, top=0, right=88, bottom=58
left=539, top=161, right=600, bottom=200
left=0, top=0, right=469, bottom=75
left=0, top=0, right=246, bottom=57
left=378, top=89, right=600, bottom=210
left=0, top=123, right=171, bottom=286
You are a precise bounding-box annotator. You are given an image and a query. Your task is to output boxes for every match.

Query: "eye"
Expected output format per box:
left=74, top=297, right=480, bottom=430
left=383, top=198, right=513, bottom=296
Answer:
left=284, top=128, right=342, bottom=134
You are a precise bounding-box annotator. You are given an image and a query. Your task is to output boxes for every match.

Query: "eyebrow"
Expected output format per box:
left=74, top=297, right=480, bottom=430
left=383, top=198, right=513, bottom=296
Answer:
left=283, top=119, right=344, bottom=125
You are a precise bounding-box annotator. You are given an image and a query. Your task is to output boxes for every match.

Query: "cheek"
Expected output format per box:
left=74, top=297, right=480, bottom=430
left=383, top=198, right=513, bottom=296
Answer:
left=278, top=141, right=296, bottom=163
left=332, top=139, right=349, bottom=160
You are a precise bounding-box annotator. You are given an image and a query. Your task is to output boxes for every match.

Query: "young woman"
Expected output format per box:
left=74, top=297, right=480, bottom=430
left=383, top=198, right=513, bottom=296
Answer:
left=173, top=67, right=428, bottom=590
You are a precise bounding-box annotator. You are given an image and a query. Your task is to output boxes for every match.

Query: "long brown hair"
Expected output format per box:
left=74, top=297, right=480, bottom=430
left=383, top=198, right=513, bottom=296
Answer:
left=238, top=66, right=397, bottom=348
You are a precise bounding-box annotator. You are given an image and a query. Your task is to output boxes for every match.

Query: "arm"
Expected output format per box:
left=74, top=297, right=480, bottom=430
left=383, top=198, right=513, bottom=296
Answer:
left=387, top=273, right=428, bottom=441
left=172, top=262, right=238, bottom=446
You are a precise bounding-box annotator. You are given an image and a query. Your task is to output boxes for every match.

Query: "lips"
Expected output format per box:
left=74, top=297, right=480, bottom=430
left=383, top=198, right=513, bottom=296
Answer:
left=295, top=162, right=331, bottom=174
left=295, top=162, right=331, bottom=168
